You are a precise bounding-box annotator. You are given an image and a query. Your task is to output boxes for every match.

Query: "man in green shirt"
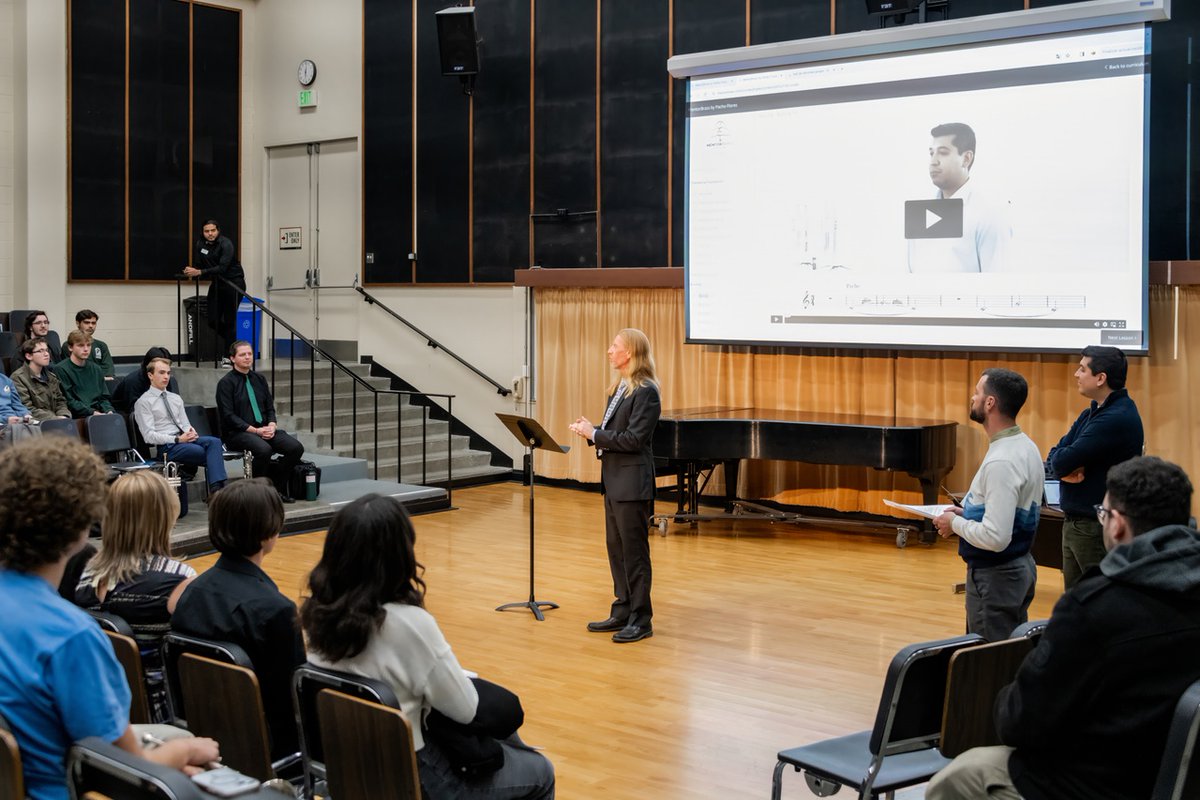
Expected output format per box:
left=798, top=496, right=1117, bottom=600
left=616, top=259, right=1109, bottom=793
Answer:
left=56, top=330, right=114, bottom=417
left=59, top=309, right=115, bottom=381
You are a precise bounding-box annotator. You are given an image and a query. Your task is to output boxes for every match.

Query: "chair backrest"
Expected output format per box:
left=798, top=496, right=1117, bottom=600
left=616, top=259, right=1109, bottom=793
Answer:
left=87, top=609, right=135, bottom=637
left=184, top=405, right=215, bottom=438
left=102, top=629, right=153, bottom=725
left=317, top=689, right=421, bottom=800
left=1010, top=618, right=1049, bottom=643
left=7, top=311, right=36, bottom=337
left=40, top=417, right=82, bottom=439
left=162, top=632, right=253, bottom=727
left=0, top=710, right=24, bottom=800
left=67, top=737, right=206, bottom=800
left=1152, top=678, right=1200, bottom=800
left=0, top=332, right=22, bottom=360
left=868, top=633, right=986, bottom=756
left=939, top=636, right=1035, bottom=758
left=292, top=663, right=400, bottom=794
left=178, top=654, right=275, bottom=782
left=85, top=413, right=135, bottom=457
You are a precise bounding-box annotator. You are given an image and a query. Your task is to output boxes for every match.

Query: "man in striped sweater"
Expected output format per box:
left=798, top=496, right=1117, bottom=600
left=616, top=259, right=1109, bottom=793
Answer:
left=935, top=368, right=1044, bottom=642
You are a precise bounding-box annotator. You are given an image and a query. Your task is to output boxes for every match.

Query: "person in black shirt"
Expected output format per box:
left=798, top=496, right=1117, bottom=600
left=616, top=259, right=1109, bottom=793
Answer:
left=183, top=219, right=246, bottom=363
left=215, top=340, right=304, bottom=502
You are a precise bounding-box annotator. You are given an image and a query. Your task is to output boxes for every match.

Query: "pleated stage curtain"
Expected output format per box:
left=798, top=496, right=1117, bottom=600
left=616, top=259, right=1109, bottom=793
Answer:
left=535, top=285, right=1200, bottom=516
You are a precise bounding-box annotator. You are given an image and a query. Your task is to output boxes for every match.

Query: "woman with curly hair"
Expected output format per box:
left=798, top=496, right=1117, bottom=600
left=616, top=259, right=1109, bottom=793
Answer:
left=300, top=494, right=555, bottom=799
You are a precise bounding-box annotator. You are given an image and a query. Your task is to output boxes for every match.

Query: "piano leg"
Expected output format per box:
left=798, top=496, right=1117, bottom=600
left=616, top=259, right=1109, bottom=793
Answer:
left=723, top=460, right=740, bottom=514
left=915, top=471, right=948, bottom=544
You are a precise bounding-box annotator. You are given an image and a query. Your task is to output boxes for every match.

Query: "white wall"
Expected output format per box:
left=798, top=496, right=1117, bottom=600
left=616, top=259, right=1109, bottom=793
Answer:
left=11, top=0, right=531, bottom=462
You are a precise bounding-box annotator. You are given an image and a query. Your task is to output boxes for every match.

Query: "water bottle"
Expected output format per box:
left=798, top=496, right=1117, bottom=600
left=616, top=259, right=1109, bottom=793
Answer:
left=305, top=470, right=317, bottom=501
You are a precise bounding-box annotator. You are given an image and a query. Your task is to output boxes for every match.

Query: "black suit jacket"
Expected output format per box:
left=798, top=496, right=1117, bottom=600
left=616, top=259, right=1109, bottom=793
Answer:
left=592, top=382, right=661, bottom=502
left=216, top=369, right=277, bottom=436
left=172, top=554, right=306, bottom=759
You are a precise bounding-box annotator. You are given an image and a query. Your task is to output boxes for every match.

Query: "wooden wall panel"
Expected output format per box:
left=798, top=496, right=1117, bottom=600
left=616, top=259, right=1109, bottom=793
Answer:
left=750, top=0, right=828, bottom=44
left=69, top=0, right=127, bottom=280
left=363, top=0, right=415, bottom=284
left=670, top=0, right=746, bottom=267
left=599, top=0, right=669, bottom=267
left=472, top=0, right=532, bottom=282
left=128, top=0, right=189, bottom=280
left=191, top=3, right=240, bottom=257
left=532, top=0, right=598, bottom=268
left=415, top=0, right=471, bottom=283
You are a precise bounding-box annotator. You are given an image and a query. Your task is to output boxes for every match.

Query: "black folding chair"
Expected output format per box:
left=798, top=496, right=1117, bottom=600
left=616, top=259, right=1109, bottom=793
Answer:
left=68, top=738, right=210, bottom=800
left=1009, top=618, right=1049, bottom=643
left=292, top=663, right=401, bottom=799
left=39, top=417, right=81, bottom=438
left=1152, top=677, right=1200, bottom=800
left=85, top=414, right=157, bottom=477
left=185, top=404, right=251, bottom=479
left=772, top=633, right=985, bottom=800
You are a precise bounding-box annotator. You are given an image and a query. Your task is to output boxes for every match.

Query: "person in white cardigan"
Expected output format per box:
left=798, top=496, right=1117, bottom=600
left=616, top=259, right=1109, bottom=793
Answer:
left=300, top=494, right=555, bottom=799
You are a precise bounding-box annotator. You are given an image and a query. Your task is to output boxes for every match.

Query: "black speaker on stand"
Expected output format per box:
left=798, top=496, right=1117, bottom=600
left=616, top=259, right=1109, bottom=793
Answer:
left=435, top=6, right=481, bottom=95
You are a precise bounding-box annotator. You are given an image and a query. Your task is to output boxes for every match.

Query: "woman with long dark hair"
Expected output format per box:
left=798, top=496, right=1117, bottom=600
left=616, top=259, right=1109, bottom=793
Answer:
left=300, top=494, right=555, bottom=799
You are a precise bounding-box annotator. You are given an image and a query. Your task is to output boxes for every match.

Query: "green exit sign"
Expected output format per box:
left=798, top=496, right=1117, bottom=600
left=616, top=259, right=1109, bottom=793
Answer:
left=298, top=89, right=317, bottom=108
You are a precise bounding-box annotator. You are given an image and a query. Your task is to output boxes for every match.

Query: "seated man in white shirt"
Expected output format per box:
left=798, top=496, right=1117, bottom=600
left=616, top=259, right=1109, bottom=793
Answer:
left=132, top=358, right=227, bottom=497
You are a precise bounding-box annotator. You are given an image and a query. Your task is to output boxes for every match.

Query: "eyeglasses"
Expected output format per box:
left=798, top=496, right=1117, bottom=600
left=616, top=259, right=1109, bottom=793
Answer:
left=30, top=348, right=48, bottom=355
left=1094, top=504, right=1121, bottom=523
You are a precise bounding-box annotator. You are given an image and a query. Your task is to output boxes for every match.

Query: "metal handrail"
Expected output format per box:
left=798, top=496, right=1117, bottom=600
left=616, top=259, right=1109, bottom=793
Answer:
left=174, top=275, right=457, bottom=501
left=354, top=283, right=512, bottom=397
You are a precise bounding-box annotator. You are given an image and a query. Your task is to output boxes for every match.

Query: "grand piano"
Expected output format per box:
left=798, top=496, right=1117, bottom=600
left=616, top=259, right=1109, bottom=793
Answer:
left=652, top=407, right=958, bottom=544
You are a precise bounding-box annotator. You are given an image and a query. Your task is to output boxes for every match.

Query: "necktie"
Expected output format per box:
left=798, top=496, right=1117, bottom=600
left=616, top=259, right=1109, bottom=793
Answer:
left=245, top=376, right=264, bottom=425
left=161, top=392, right=184, bottom=435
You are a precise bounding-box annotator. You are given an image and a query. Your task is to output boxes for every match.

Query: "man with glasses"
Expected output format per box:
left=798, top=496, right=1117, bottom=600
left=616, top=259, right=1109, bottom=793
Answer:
left=1046, top=346, right=1143, bottom=589
left=10, top=338, right=70, bottom=421
left=928, top=456, right=1200, bottom=800
left=22, top=311, right=62, bottom=361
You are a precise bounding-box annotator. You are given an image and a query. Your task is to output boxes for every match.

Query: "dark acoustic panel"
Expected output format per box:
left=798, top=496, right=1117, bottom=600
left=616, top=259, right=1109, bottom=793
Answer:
left=834, top=0, right=875, bottom=34
left=192, top=4, right=241, bottom=259
left=1148, top=7, right=1199, bottom=260
left=600, top=0, right=669, bottom=267
left=533, top=0, right=597, bottom=268
left=750, top=0, right=829, bottom=44
left=471, top=0, right=531, bottom=282
left=70, top=0, right=126, bottom=280
left=129, top=0, right=189, bottom=280
left=1028, top=0, right=1086, bottom=7
left=415, top=0, right=470, bottom=283
left=671, top=0, right=746, bottom=266
left=364, top=0, right=415, bottom=284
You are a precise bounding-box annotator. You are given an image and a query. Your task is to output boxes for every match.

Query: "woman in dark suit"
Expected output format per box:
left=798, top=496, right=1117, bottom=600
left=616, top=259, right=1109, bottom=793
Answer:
left=569, top=328, right=661, bottom=644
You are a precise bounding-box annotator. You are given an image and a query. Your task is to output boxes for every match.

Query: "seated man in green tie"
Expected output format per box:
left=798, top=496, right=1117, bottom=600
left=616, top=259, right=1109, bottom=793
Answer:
left=215, top=341, right=304, bottom=502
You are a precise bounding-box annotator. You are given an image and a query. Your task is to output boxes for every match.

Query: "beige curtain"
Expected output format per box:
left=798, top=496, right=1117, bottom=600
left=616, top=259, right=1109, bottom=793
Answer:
left=536, top=285, right=1200, bottom=516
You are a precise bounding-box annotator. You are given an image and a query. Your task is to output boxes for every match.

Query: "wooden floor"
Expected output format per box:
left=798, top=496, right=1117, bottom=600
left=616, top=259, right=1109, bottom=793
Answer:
left=187, top=483, right=1063, bottom=800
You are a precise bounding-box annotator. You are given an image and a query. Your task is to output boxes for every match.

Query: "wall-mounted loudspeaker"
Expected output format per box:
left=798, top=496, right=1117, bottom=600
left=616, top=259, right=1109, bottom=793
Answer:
left=435, top=7, right=480, bottom=77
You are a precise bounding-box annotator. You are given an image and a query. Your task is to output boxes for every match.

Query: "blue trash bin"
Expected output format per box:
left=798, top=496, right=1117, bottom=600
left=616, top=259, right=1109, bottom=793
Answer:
left=235, top=298, right=264, bottom=358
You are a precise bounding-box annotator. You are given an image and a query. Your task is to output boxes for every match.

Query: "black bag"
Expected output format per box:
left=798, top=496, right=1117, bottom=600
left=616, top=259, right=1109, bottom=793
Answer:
left=423, top=677, right=524, bottom=777
left=288, top=460, right=322, bottom=500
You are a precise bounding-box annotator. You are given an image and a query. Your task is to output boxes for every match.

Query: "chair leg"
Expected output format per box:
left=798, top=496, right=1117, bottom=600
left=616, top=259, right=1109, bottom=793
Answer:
left=772, top=761, right=789, bottom=800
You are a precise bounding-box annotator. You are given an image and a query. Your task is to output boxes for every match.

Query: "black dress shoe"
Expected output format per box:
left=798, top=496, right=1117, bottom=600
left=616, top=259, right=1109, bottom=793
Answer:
left=586, top=616, right=626, bottom=633
left=612, top=624, right=653, bottom=643
left=278, top=491, right=297, bottom=505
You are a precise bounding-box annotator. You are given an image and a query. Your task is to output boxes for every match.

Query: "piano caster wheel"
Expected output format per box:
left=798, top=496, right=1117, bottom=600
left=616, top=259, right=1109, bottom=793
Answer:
left=657, top=518, right=669, bottom=536
left=896, top=528, right=908, bottom=549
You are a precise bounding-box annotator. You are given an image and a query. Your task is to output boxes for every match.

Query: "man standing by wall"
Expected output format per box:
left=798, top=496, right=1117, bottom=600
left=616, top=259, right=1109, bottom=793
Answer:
left=183, top=219, right=245, bottom=365
left=1047, top=346, right=1143, bottom=589
left=927, top=456, right=1200, bottom=800
left=935, top=368, right=1044, bottom=641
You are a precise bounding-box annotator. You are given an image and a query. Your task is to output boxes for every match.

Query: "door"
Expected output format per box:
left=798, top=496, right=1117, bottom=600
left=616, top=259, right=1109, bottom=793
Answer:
left=265, top=138, right=360, bottom=359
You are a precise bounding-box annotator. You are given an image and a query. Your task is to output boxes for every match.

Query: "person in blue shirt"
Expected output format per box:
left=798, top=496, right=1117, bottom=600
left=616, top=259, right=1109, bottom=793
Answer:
left=0, top=437, right=218, bottom=800
left=0, top=371, right=33, bottom=424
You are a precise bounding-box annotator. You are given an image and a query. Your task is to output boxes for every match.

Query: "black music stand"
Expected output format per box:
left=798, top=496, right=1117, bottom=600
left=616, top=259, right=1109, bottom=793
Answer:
left=495, top=413, right=569, bottom=621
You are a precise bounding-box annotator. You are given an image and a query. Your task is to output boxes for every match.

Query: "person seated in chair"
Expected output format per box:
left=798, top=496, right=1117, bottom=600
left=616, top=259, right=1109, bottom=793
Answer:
left=55, top=330, right=113, bottom=418
left=58, top=309, right=115, bottom=381
left=171, top=479, right=306, bottom=762
left=22, top=310, right=61, bottom=364
left=0, top=370, right=33, bottom=426
left=11, top=338, right=71, bottom=421
left=0, top=437, right=218, bottom=800
left=216, top=340, right=304, bottom=502
left=112, top=347, right=178, bottom=415
left=132, top=358, right=227, bottom=497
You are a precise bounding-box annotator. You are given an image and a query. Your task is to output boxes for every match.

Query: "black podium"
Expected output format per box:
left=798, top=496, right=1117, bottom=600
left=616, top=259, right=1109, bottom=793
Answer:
left=495, top=413, right=569, bottom=621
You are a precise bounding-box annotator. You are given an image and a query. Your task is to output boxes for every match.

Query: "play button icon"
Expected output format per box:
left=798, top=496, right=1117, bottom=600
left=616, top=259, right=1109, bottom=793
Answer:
left=905, top=198, right=964, bottom=239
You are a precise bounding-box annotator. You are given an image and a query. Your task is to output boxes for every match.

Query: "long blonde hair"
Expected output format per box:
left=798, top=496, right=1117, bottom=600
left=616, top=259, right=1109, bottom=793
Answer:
left=88, top=471, right=180, bottom=588
left=609, top=328, right=659, bottom=395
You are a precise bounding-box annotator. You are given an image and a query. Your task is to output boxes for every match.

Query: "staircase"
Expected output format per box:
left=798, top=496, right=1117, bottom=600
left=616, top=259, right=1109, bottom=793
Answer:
left=261, top=362, right=508, bottom=484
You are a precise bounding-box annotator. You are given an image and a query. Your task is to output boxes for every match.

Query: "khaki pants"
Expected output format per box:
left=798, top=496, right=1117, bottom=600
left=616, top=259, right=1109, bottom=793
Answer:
left=926, top=746, right=1023, bottom=800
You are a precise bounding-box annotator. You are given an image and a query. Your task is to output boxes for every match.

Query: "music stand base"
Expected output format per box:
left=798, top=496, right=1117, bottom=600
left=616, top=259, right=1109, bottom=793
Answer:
left=496, top=599, right=560, bottom=621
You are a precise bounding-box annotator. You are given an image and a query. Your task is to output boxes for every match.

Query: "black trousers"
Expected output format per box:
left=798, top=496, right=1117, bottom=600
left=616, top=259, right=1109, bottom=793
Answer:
left=603, top=494, right=654, bottom=626
left=225, top=428, right=304, bottom=493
